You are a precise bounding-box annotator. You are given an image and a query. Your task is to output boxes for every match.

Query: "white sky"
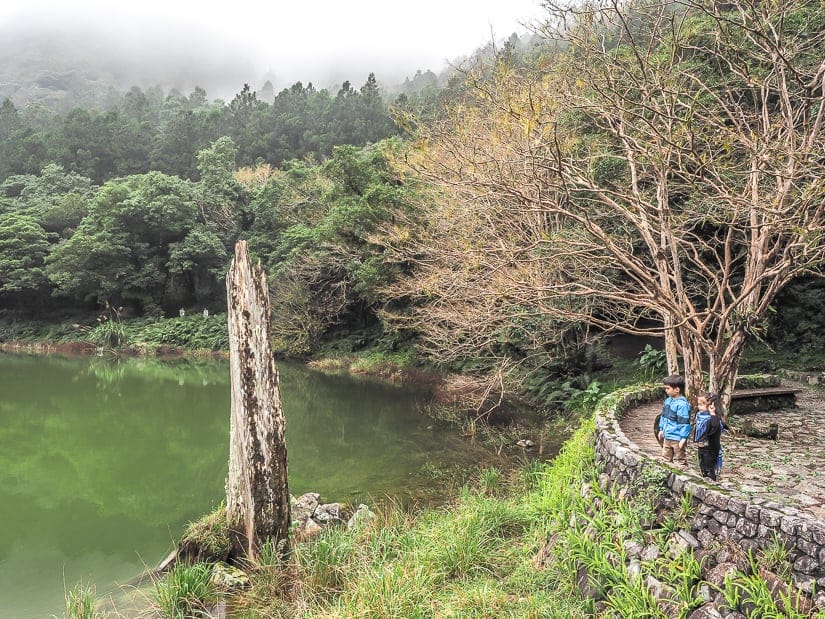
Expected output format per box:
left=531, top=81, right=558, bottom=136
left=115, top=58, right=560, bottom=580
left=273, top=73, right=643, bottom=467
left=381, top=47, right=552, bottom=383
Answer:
left=0, top=0, right=547, bottom=90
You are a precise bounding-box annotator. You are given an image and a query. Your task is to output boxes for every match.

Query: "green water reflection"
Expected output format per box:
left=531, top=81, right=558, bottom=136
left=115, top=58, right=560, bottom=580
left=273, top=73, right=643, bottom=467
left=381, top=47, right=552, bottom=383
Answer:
left=0, top=353, right=490, bottom=618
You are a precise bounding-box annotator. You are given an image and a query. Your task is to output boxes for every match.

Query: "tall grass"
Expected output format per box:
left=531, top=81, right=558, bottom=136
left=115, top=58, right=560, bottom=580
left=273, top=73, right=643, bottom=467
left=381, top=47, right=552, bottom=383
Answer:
left=64, top=582, right=103, bottom=619
left=154, top=563, right=216, bottom=618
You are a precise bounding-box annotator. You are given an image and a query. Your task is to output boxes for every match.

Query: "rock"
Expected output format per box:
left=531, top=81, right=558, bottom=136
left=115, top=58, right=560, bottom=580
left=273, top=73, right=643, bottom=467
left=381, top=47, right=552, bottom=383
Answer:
left=314, top=502, right=342, bottom=524
left=627, top=558, right=642, bottom=581
left=812, top=589, right=825, bottom=613
left=640, top=543, right=660, bottom=562
left=668, top=532, right=691, bottom=558
left=687, top=604, right=723, bottom=619
left=623, top=539, right=644, bottom=558
left=210, top=563, right=249, bottom=591
left=645, top=574, right=676, bottom=602
left=303, top=518, right=323, bottom=539
left=576, top=566, right=603, bottom=601
left=705, top=562, right=739, bottom=588
left=739, top=420, right=778, bottom=440
left=293, top=492, right=321, bottom=524
left=793, top=554, right=819, bottom=575
left=516, top=439, right=535, bottom=448
left=757, top=567, right=811, bottom=616
left=347, top=503, right=375, bottom=530
left=678, top=529, right=700, bottom=549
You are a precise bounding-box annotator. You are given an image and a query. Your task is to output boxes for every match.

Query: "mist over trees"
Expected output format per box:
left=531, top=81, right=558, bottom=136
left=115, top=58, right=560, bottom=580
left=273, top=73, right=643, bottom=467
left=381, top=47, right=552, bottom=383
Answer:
left=0, top=75, right=398, bottom=184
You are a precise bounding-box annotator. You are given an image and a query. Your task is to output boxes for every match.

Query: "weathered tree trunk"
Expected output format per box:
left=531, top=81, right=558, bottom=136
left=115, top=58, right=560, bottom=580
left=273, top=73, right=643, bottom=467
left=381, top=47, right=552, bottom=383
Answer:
left=226, top=240, right=290, bottom=561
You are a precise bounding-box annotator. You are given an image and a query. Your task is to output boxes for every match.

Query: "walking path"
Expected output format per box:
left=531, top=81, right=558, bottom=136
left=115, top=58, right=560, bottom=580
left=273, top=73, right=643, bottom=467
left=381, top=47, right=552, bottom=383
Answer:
left=619, top=383, right=825, bottom=521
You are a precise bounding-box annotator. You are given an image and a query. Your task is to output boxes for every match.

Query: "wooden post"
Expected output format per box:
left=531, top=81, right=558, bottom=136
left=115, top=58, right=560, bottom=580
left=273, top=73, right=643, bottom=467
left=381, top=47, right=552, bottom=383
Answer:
left=226, top=240, right=290, bottom=560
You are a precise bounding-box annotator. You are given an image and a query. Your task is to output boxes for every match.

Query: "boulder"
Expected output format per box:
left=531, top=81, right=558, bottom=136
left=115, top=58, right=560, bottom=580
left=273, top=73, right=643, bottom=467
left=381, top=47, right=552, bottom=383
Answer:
left=687, top=604, right=723, bottom=619
left=347, top=503, right=376, bottom=530
left=314, top=502, right=343, bottom=524
left=293, top=492, right=321, bottom=525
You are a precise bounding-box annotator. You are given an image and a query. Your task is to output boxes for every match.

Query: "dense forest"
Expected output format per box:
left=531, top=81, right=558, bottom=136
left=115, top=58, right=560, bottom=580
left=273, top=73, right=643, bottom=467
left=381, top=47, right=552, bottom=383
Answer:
left=2, top=1, right=825, bottom=408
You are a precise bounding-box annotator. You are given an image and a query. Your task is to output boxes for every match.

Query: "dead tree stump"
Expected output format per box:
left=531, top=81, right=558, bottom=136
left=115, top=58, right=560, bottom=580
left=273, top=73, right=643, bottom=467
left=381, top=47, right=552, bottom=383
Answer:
left=226, top=240, right=290, bottom=561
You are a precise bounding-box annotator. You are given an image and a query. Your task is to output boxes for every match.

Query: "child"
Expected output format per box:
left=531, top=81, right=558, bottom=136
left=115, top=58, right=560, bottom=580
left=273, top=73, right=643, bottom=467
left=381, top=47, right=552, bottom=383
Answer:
left=709, top=393, right=725, bottom=479
left=693, top=393, right=722, bottom=480
left=657, top=374, right=691, bottom=465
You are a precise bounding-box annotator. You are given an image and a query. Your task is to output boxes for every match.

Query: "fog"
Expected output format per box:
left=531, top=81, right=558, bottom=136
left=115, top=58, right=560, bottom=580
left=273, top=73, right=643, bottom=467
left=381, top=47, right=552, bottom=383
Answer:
left=0, top=0, right=545, bottom=105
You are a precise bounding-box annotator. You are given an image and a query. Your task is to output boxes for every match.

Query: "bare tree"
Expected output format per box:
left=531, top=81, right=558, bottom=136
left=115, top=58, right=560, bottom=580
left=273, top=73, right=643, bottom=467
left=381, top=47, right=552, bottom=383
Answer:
left=386, top=0, right=825, bottom=406
left=226, top=240, right=290, bottom=560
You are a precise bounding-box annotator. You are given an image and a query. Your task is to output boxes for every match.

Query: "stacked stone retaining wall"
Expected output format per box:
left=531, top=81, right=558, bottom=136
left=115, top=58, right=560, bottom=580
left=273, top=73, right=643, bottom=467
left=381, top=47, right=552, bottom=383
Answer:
left=594, top=386, right=825, bottom=592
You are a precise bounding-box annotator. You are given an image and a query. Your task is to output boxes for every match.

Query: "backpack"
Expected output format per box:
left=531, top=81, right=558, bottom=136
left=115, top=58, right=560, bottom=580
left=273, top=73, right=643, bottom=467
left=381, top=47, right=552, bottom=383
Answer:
left=693, top=412, right=711, bottom=447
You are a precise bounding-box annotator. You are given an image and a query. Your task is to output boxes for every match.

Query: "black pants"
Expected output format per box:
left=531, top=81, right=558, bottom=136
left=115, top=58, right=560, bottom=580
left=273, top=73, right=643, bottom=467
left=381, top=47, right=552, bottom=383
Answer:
left=697, top=447, right=718, bottom=480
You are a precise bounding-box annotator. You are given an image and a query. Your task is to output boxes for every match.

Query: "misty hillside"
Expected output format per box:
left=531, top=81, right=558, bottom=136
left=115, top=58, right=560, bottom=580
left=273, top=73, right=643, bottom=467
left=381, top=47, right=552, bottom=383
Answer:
left=0, top=18, right=544, bottom=115
left=0, top=26, right=263, bottom=112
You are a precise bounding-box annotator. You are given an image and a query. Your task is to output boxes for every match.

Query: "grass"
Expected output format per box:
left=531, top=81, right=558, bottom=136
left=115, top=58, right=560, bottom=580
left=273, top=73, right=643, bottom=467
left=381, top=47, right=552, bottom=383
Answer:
left=720, top=553, right=811, bottom=618
left=0, top=314, right=229, bottom=352
left=64, top=582, right=103, bottom=619
left=65, top=384, right=820, bottom=618
left=178, top=506, right=231, bottom=563
left=153, top=562, right=217, bottom=619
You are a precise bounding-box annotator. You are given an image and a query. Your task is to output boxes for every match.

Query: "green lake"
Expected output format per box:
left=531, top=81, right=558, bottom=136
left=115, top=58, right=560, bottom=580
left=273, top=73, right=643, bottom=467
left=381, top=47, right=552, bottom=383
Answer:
left=0, top=353, right=494, bottom=618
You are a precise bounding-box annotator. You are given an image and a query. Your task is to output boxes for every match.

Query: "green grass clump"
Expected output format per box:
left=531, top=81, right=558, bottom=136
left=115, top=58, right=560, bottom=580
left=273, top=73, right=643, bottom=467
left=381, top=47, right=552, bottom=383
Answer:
left=128, top=314, right=230, bottom=351
left=64, top=582, right=104, bottom=619
left=177, top=507, right=231, bottom=564
left=718, top=553, right=811, bottom=619
left=154, top=562, right=217, bottom=618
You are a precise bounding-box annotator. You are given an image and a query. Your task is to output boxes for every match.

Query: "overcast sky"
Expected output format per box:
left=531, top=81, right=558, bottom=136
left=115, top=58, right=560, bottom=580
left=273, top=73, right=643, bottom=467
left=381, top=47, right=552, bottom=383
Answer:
left=0, top=0, right=546, bottom=93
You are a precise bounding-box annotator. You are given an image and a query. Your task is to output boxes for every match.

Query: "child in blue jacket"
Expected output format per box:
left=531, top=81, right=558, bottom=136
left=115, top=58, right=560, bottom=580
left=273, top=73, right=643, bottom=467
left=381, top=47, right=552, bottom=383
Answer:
left=657, top=374, right=691, bottom=465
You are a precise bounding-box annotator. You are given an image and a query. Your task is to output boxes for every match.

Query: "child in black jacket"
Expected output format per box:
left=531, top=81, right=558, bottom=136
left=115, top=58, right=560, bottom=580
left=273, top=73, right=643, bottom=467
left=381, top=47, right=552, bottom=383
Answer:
left=694, top=392, right=723, bottom=480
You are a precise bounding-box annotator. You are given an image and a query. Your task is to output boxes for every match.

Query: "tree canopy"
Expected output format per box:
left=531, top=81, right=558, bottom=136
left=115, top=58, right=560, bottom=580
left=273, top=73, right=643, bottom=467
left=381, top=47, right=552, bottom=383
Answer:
left=384, top=0, right=825, bottom=403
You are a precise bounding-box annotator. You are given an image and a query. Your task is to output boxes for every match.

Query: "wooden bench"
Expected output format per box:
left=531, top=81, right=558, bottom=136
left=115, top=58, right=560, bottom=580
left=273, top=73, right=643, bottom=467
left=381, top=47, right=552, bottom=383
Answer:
left=729, top=387, right=801, bottom=415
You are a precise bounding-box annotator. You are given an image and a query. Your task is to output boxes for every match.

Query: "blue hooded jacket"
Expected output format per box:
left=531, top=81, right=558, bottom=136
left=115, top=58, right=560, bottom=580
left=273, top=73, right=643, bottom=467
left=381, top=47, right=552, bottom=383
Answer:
left=659, top=396, right=691, bottom=441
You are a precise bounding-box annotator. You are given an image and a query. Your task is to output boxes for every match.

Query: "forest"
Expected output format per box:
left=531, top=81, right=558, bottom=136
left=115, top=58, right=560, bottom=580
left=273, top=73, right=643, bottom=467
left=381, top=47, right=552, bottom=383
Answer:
left=1, top=1, right=824, bottom=409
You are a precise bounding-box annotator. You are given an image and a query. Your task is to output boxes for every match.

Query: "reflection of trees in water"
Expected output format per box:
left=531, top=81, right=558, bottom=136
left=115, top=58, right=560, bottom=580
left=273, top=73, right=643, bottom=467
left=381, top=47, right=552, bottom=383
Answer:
left=83, top=355, right=230, bottom=388
left=0, top=353, right=493, bottom=554
left=0, top=355, right=229, bottom=538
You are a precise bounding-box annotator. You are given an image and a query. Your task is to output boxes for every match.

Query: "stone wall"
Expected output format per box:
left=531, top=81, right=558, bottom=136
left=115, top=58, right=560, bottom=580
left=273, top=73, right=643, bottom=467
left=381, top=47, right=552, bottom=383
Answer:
left=594, top=385, right=825, bottom=593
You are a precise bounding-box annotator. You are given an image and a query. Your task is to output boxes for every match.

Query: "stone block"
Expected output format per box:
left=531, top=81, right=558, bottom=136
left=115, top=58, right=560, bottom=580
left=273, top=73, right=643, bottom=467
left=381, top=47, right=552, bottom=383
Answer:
left=697, top=528, right=714, bottom=548
left=707, top=492, right=729, bottom=511
left=781, top=516, right=800, bottom=536
left=759, top=509, right=782, bottom=528
left=687, top=604, right=723, bottom=619
left=712, top=509, right=728, bottom=524
left=793, top=573, right=817, bottom=593
left=686, top=482, right=707, bottom=501
left=726, top=497, right=746, bottom=516
left=795, top=538, right=818, bottom=558
left=678, top=529, right=700, bottom=549
left=810, top=523, right=825, bottom=545
left=736, top=517, right=758, bottom=538
left=672, top=477, right=685, bottom=494
left=793, top=554, right=818, bottom=575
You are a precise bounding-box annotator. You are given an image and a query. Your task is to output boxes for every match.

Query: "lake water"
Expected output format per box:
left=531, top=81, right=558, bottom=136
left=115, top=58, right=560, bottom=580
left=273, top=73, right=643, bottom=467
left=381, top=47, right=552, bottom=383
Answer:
left=0, top=353, right=492, bottom=618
